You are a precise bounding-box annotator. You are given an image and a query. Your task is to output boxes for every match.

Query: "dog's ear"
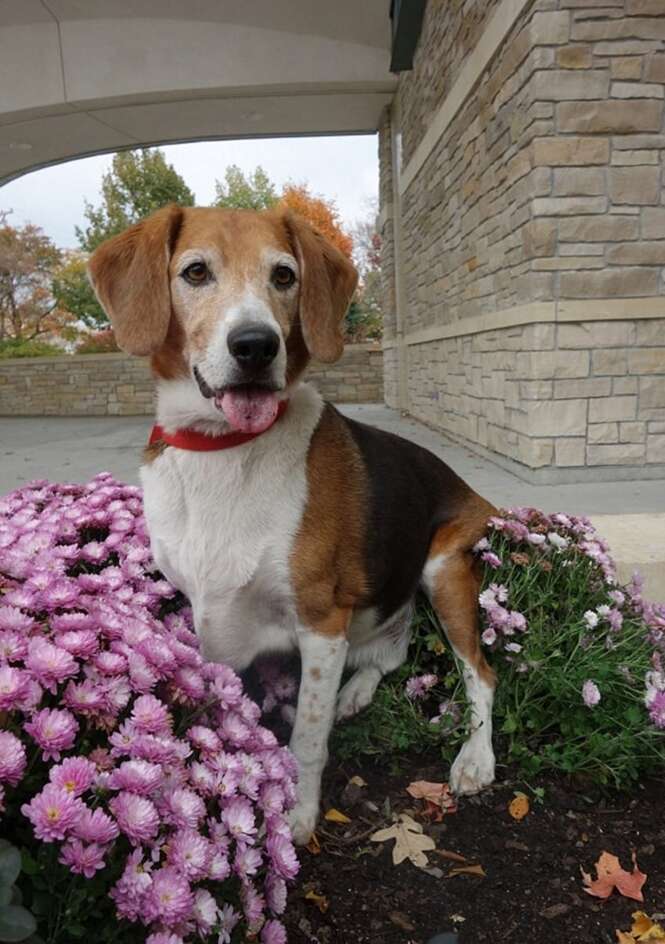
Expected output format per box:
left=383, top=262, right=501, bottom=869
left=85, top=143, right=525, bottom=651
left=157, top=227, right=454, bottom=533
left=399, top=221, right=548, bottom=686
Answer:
left=88, top=204, right=184, bottom=356
left=283, top=210, right=358, bottom=364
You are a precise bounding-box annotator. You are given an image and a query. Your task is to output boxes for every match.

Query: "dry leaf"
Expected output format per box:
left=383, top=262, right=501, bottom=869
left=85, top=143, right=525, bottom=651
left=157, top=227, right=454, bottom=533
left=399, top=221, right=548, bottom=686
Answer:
left=349, top=775, right=367, bottom=787
left=509, top=792, right=530, bottom=821
left=406, top=780, right=457, bottom=818
left=305, top=833, right=321, bottom=855
left=324, top=808, right=351, bottom=824
left=447, top=863, right=486, bottom=878
left=389, top=911, right=415, bottom=932
left=436, top=849, right=468, bottom=864
left=582, top=851, right=646, bottom=902
left=616, top=911, right=665, bottom=943
left=305, top=889, right=329, bottom=913
left=371, top=814, right=436, bottom=868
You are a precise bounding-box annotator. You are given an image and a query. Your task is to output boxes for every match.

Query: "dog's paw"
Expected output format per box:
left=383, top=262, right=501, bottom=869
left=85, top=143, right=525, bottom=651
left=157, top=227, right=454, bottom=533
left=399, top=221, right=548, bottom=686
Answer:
left=335, top=669, right=380, bottom=721
left=449, top=739, right=495, bottom=796
left=288, top=799, right=319, bottom=846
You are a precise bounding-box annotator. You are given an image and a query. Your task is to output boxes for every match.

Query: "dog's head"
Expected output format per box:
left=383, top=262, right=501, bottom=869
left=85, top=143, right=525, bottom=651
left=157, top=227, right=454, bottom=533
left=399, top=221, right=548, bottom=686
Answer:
left=88, top=205, right=357, bottom=432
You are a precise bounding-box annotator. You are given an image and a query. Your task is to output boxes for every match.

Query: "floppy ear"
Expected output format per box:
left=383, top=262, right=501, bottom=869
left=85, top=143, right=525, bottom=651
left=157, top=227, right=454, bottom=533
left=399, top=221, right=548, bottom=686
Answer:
left=284, top=210, right=358, bottom=364
left=88, top=204, right=183, bottom=356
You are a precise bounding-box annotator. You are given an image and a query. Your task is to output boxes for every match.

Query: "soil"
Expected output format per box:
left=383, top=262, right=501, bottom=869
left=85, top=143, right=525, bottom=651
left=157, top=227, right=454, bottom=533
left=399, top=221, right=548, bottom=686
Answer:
left=281, top=754, right=665, bottom=944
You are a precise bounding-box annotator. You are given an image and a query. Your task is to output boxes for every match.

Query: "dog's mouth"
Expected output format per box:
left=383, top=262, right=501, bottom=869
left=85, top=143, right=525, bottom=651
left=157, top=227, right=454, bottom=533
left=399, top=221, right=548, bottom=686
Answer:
left=193, top=367, right=281, bottom=435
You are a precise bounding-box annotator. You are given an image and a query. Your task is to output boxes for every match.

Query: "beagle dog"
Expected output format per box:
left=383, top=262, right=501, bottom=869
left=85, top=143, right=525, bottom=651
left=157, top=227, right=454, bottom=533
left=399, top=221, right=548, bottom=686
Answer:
left=89, top=205, right=497, bottom=844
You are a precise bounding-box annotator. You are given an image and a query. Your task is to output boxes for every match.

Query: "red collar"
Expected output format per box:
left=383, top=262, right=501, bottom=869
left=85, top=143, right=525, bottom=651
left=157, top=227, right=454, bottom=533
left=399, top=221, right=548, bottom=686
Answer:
left=148, top=400, right=288, bottom=451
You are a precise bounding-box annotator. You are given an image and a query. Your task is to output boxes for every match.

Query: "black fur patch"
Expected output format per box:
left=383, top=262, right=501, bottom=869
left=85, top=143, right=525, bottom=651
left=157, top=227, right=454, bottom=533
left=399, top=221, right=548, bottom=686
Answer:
left=337, top=406, right=472, bottom=623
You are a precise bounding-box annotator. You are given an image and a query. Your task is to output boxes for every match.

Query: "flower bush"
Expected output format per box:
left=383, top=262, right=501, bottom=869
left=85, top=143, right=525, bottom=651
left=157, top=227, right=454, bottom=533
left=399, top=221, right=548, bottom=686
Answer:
left=0, top=475, right=298, bottom=944
left=333, top=508, right=665, bottom=790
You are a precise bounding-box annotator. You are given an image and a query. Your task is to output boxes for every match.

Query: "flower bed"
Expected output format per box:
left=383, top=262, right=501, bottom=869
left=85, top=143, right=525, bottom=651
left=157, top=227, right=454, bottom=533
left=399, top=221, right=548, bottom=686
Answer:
left=0, top=475, right=297, bottom=944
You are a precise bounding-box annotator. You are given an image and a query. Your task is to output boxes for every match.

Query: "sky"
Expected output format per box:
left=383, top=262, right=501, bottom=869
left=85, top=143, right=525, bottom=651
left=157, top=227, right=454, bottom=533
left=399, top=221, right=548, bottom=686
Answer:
left=0, top=135, right=379, bottom=250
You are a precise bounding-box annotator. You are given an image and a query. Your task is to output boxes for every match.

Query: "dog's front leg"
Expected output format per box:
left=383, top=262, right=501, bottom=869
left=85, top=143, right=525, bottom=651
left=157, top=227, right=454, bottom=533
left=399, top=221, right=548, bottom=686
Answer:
left=288, top=617, right=350, bottom=845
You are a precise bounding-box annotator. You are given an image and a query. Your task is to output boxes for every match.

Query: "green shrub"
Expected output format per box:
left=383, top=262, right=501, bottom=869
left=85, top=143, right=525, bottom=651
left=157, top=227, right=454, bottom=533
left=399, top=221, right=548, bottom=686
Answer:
left=0, top=339, right=62, bottom=359
left=332, top=508, right=665, bottom=789
left=75, top=330, right=119, bottom=354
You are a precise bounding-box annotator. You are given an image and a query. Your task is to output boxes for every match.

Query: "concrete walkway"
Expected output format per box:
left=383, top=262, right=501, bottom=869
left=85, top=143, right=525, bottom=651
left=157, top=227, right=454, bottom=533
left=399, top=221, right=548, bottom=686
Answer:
left=1, top=406, right=663, bottom=599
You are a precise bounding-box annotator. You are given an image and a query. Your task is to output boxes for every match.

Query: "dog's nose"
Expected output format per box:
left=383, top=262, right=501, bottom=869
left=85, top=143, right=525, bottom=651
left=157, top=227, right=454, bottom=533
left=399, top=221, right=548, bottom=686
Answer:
left=227, top=326, right=280, bottom=369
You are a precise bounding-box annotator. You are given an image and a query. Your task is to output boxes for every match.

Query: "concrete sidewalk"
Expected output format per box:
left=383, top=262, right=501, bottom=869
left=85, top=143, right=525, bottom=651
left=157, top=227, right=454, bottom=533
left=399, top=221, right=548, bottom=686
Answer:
left=1, top=406, right=663, bottom=599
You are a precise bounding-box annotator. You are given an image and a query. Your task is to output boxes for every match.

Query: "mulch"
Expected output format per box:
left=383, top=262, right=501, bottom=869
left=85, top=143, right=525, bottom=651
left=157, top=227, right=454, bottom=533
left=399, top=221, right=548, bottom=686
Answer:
left=282, top=754, right=665, bottom=944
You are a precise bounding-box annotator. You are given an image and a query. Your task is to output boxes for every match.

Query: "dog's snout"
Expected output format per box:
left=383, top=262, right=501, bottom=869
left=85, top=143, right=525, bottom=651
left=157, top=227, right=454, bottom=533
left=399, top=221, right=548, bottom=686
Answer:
left=228, top=326, right=280, bottom=370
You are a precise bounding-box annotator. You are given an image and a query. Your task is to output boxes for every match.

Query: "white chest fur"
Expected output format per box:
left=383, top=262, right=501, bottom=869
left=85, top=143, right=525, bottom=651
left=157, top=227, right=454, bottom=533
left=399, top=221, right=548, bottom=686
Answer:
left=141, top=382, right=323, bottom=671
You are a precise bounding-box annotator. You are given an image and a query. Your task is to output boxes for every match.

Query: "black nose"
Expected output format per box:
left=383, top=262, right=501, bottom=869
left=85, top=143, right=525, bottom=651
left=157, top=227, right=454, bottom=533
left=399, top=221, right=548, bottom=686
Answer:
left=227, top=326, right=280, bottom=369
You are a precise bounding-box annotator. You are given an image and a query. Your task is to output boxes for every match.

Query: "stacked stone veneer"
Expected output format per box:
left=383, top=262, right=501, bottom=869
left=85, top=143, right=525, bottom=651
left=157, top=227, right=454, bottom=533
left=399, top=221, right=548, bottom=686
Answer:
left=381, top=0, right=665, bottom=481
left=0, top=345, right=383, bottom=417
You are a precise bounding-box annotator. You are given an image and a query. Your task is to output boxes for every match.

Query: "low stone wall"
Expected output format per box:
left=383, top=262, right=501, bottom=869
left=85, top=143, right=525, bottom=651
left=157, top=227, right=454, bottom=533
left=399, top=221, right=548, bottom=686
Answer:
left=0, top=344, right=383, bottom=417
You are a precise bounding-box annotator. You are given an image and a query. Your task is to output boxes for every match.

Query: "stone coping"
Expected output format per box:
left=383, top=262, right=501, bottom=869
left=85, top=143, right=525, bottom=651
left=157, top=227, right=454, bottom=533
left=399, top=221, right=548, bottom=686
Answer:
left=0, top=341, right=383, bottom=368
left=383, top=298, right=665, bottom=349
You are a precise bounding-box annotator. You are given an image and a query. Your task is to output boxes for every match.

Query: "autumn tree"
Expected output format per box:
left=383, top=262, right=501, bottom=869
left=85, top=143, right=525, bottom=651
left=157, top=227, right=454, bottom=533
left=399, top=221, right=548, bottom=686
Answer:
left=346, top=208, right=382, bottom=341
left=56, top=148, right=195, bottom=329
left=0, top=211, right=73, bottom=343
left=280, top=183, right=353, bottom=259
left=213, top=165, right=278, bottom=211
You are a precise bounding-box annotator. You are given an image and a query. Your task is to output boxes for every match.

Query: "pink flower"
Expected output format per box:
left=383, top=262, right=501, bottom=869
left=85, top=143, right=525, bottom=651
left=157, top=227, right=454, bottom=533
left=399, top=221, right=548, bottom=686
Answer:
left=481, top=627, right=497, bottom=646
left=162, top=787, right=206, bottom=828
left=222, top=796, right=256, bottom=843
left=648, top=691, right=665, bottom=729
left=56, top=630, right=99, bottom=659
left=405, top=673, right=438, bottom=700
left=0, top=605, right=35, bottom=633
left=94, top=651, right=127, bottom=675
left=49, top=757, right=96, bottom=795
left=235, top=843, right=262, bottom=878
left=110, top=849, right=153, bottom=920
left=167, top=829, right=211, bottom=880
left=0, top=629, right=29, bottom=662
left=131, top=693, right=172, bottom=734
left=59, top=839, right=107, bottom=878
left=0, top=730, right=27, bottom=786
left=267, top=832, right=299, bottom=880
left=265, top=874, right=287, bottom=915
left=0, top=665, right=28, bottom=710
left=582, top=680, right=601, bottom=708
left=25, top=638, right=78, bottom=693
left=63, top=679, right=106, bottom=715
left=24, top=708, right=78, bottom=761
left=21, top=783, right=85, bottom=841
left=192, top=888, right=218, bottom=933
left=109, top=791, right=160, bottom=844
left=109, top=759, right=163, bottom=795
left=142, top=866, right=194, bottom=927
left=187, top=724, right=221, bottom=753
left=262, top=920, right=287, bottom=944
left=146, top=935, right=184, bottom=944
left=218, top=904, right=240, bottom=944
left=73, top=807, right=119, bottom=844
left=509, top=611, right=527, bottom=632
left=481, top=551, right=502, bottom=569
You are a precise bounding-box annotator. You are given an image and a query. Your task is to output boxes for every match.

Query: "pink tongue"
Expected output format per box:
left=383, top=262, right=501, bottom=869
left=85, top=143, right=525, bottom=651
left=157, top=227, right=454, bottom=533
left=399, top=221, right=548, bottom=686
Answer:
left=216, top=388, right=279, bottom=434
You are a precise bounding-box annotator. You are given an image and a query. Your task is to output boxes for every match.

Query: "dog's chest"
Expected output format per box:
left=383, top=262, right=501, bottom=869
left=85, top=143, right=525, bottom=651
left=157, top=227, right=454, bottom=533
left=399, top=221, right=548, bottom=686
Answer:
left=140, top=402, right=318, bottom=668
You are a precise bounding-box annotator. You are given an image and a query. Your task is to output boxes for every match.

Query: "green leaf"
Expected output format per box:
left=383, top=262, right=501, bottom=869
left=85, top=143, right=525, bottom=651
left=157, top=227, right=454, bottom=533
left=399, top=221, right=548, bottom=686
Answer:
left=0, top=889, right=11, bottom=908
left=18, top=853, right=38, bottom=878
left=0, top=843, right=21, bottom=888
left=0, top=904, right=38, bottom=942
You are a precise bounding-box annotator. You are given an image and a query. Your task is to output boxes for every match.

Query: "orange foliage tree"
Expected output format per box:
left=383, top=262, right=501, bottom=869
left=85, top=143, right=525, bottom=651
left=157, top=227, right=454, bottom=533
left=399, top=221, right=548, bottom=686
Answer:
left=280, top=184, right=353, bottom=259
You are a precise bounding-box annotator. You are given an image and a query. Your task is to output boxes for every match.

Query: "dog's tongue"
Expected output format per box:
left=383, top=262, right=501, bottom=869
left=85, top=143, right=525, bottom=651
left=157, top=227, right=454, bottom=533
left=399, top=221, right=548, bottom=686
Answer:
left=216, top=387, right=279, bottom=434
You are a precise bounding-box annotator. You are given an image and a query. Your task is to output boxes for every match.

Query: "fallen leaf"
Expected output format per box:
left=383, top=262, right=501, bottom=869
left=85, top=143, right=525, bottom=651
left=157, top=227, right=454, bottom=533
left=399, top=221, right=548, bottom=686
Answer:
left=305, top=889, right=329, bottom=913
left=509, top=792, right=530, bottom=821
left=371, top=814, right=436, bottom=868
left=582, top=851, right=646, bottom=903
left=305, top=833, right=321, bottom=855
left=406, top=780, right=457, bottom=818
left=435, top=849, right=468, bottom=864
left=616, top=911, right=665, bottom=943
left=324, top=808, right=351, bottom=824
left=348, top=775, right=367, bottom=787
left=447, top=863, right=486, bottom=878
left=389, top=911, right=415, bottom=932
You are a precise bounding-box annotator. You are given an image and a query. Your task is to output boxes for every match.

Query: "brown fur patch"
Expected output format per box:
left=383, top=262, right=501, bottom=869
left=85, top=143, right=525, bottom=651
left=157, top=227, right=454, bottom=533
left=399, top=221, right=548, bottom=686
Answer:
left=290, top=406, right=368, bottom=634
left=143, top=440, right=168, bottom=465
left=426, top=493, right=498, bottom=689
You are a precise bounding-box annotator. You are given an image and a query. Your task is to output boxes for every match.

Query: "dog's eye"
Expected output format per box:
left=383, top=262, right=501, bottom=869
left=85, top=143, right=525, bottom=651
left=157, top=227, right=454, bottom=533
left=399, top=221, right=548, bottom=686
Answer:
left=181, top=262, right=211, bottom=285
left=272, top=265, right=296, bottom=290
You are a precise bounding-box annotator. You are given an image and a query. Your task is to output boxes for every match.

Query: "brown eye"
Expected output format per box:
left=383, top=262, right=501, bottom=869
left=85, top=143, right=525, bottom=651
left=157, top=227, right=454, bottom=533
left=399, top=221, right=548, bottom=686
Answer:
left=181, top=262, right=211, bottom=285
left=272, top=265, right=296, bottom=290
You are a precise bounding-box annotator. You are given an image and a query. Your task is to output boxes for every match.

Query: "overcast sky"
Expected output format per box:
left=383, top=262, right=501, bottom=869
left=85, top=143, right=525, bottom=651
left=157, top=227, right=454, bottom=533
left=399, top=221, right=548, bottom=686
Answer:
left=0, top=135, right=379, bottom=249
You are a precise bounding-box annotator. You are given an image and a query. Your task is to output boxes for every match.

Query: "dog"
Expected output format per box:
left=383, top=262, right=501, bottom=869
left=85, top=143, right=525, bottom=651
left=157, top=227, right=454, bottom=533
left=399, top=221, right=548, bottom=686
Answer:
left=89, top=204, right=497, bottom=844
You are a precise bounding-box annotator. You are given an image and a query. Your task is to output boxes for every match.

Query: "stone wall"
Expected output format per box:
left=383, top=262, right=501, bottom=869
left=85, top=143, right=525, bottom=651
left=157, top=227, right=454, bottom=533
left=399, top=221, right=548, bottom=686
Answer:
left=381, top=0, right=665, bottom=481
left=0, top=345, right=383, bottom=417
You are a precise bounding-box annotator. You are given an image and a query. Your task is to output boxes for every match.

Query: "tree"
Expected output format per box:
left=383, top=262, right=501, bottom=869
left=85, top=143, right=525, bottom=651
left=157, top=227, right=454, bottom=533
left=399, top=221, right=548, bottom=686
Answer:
left=56, top=148, right=195, bottom=329
left=213, top=165, right=278, bottom=211
left=0, top=211, right=73, bottom=343
left=345, top=210, right=383, bottom=341
left=280, top=183, right=353, bottom=259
